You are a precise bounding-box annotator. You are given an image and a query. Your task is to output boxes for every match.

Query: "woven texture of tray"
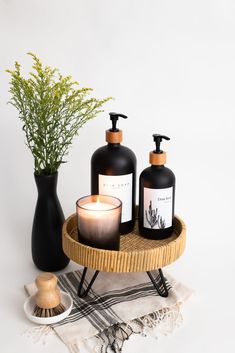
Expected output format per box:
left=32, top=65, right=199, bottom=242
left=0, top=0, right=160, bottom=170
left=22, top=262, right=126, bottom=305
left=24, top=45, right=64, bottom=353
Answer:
left=62, top=214, right=186, bottom=273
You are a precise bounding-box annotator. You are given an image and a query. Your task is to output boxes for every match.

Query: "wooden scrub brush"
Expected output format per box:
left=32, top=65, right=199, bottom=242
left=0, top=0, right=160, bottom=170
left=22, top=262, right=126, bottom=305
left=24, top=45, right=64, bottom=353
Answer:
left=33, top=272, right=66, bottom=318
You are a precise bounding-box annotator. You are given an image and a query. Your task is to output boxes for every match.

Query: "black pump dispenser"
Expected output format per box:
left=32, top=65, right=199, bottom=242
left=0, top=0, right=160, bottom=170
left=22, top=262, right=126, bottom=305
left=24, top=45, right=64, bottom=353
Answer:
left=139, top=133, right=175, bottom=239
left=91, top=112, right=137, bottom=235
left=109, top=112, right=127, bottom=132
left=153, top=134, right=170, bottom=153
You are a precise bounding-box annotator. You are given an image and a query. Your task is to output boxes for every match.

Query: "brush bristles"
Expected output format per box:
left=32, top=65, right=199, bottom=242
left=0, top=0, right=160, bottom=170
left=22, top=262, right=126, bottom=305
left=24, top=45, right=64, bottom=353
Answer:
left=33, top=303, right=66, bottom=317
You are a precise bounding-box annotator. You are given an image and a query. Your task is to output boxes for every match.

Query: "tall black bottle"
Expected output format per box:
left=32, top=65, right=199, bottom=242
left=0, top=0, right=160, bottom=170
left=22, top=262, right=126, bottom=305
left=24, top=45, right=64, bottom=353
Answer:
left=139, top=134, right=175, bottom=239
left=91, top=112, right=136, bottom=234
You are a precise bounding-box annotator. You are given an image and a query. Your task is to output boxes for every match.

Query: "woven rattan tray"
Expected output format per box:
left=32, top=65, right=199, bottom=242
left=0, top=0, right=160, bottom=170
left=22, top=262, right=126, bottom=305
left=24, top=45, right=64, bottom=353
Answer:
left=62, top=212, right=186, bottom=273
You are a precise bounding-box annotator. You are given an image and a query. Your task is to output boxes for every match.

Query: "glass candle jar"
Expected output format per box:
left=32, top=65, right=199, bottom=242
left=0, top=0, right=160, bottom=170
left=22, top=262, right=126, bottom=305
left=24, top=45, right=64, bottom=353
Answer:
left=76, top=195, right=122, bottom=250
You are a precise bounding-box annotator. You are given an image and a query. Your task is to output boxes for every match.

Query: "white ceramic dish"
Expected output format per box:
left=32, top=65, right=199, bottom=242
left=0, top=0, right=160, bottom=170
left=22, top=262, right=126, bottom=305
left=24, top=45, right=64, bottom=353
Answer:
left=24, top=291, right=73, bottom=325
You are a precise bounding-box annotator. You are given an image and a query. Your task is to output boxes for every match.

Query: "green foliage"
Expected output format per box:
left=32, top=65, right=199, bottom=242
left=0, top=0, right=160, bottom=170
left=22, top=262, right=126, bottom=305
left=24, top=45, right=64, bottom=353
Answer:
left=6, top=53, right=112, bottom=175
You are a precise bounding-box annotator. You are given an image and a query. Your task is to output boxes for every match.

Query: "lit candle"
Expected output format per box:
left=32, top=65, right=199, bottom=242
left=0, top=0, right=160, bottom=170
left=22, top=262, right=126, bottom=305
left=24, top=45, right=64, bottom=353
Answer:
left=76, top=195, right=122, bottom=250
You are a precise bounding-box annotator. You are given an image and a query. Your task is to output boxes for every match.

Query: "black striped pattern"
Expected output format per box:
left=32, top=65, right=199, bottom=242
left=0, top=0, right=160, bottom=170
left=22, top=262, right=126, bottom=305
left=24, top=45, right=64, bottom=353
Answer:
left=54, top=270, right=171, bottom=331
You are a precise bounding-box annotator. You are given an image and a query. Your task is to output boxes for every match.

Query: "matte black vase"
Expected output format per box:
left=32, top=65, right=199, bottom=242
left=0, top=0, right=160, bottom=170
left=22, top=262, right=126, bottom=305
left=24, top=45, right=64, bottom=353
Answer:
left=32, top=172, right=70, bottom=271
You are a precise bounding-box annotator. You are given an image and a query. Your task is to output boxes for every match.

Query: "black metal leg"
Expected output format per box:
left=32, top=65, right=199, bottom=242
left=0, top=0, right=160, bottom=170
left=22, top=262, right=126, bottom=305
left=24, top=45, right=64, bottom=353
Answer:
left=77, top=267, right=99, bottom=298
left=77, top=267, right=168, bottom=298
left=146, top=268, right=169, bottom=297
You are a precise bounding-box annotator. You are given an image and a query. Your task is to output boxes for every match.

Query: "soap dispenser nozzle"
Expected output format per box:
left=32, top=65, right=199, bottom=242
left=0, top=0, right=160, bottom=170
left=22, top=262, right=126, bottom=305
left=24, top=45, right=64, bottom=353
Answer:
left=153, top=134, right=170, bottom=154
left=109, top=112, right=127, bottom=132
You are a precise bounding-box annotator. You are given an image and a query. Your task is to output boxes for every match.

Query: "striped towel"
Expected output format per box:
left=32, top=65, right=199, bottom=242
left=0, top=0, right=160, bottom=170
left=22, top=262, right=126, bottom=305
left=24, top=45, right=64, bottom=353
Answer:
left=25, top=269, right=192, bottom=353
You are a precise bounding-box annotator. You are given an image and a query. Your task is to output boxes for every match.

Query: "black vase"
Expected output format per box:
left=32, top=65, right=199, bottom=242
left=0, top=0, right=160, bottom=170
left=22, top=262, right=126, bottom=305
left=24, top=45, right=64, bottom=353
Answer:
left=32, top=172, right=70, bottom=271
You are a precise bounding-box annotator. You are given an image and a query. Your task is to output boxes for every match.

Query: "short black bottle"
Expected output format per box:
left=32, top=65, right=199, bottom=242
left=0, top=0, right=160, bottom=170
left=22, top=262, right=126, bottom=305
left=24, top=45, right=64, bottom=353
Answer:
left=139, top=134, right=175, bottom=239
left=91, top=112, right=136, bottom=234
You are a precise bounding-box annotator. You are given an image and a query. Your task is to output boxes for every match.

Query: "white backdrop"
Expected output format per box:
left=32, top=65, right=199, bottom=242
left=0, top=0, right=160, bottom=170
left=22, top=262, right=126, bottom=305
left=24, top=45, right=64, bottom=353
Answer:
left=1, top=1, right=235, bottom=352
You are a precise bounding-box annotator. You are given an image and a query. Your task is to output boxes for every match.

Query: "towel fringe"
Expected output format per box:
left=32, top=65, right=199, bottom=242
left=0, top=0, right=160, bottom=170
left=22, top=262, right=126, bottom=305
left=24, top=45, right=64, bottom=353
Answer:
left=22, top=325, right=54, bottom=345
left=93, top=302, right=183, bottom=353
left=23, top=302, right=182, bottom=353
left=68, top=343, right=81, bottom=353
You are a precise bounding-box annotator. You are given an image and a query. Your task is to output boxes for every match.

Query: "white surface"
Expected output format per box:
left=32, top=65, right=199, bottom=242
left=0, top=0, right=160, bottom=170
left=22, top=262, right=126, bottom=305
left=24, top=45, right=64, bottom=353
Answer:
left=0, top=0, right=235, bottom=352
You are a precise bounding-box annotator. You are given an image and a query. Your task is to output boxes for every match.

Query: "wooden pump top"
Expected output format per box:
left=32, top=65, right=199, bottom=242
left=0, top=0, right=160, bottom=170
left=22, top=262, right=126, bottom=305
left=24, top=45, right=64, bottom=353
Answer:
left=106, top=112, right=127, bottom=144
left=149, top=151, right=166, bottom=165
left=149, top=134, right=169, bottom=165
left=106, top=130, right=123, bottom=144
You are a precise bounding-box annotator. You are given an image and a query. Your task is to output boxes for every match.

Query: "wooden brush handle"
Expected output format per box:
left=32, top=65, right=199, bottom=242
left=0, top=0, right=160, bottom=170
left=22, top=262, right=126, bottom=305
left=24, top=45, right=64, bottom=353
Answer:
left=35, top=272, right=61, bottom=309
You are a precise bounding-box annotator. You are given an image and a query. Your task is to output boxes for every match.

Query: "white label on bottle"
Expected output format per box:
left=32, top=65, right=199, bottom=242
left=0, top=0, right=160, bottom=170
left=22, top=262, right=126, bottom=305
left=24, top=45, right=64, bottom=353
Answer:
left=99, top=174, right=133, bottom=223
left=143, top=187, right=173, bottom=229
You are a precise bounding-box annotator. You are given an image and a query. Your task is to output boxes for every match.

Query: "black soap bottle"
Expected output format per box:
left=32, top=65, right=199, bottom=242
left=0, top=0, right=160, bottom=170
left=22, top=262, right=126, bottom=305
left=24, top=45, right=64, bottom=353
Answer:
left=139, top=134, right=175, bottom=239
left=91, top=112, right=136, bottom=234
